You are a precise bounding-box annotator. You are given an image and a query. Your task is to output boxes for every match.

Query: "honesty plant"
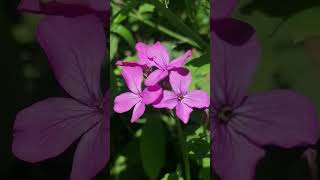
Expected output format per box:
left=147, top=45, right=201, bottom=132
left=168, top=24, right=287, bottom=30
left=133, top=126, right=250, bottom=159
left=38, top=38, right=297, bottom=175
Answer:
left=114, top=66, right=162, bottom=123
left=114, top=42, right=209, bottom=124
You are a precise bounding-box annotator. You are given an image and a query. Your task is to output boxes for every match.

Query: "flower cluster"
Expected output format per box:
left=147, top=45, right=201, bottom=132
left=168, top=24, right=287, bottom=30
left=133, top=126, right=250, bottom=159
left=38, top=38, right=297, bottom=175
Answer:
left=114, top=42, right=210, bottom=124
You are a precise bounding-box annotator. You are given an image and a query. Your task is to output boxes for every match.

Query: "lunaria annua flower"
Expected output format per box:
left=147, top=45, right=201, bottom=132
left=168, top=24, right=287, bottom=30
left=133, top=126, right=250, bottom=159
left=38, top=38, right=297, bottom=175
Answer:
left=18, top=0, right=108, bottom=17
left=117, top=42, right=192, bottom=86
left=114, top=42, right=209, bottom=124
left=12, top=15, right=109, bottom=180
left=153, top=69, right=210, bottom=124
left=113, top=66, right=163, bottom=123
left=210, top=10, right=319, bottom=180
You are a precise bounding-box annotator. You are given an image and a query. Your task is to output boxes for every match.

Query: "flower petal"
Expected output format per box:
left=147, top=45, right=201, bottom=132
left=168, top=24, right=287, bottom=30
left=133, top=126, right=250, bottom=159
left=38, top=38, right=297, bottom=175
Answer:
left=121, top=66, right=143, bottom=94
left=136, top=42, right=154, bottom=67
left=231, top=90, right=319, bottom=148
left=212, top=124, right=265, bottom=180
left=168, top=50, right=192, bottom=69
left=183, top=90, right=210, bottom=108
left=147, top=42, right=170, bottom=69
left=37, top=15, right=105, bottom=105
left=70, top=121, right=108, bottom=180
left=12, top=98, right=101, bottom=163
left=131, top=101, right=145, bottom=123
left=114, top=92, right=140, bottom=113
left=210, top=28, right=260, bottom=109
left=176, top=102, right=193, bottom=124
left=145, top=69, right=169, bottom=86
left=212, top=18, right=255, bottom=46
left=169, top=68, right=191, bottom=95
left=142, top=85, right=163, bottom=105
left=153, top=90, right=178, bottom=109
left=18, top=0, right=108, bottom=16
left=211, top=0, right=237, bottom=19
left=115, top=60, right=142, bottom=67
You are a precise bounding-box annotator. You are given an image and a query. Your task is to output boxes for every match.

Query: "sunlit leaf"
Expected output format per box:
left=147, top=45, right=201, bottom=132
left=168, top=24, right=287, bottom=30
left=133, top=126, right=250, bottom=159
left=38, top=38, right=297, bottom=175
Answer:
left=140, top=119, right=166, bottom=179
left=284, top=7, right=320, bottom=43
left=111, top=24, right=136, bottom=48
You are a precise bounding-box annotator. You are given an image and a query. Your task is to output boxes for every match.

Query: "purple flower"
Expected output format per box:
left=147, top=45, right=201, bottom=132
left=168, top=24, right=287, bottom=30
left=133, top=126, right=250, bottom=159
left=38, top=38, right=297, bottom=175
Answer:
left=210, top=17, right=319, bottom=180
left=12, top=15, right=109, bottom=180
left=153, top=69, right=209, bottom=124
left=114, top=66, right=163, bottom=123
left=18, top=0, right=108, bottom=17
left=139, top=42, right=192, bottom=86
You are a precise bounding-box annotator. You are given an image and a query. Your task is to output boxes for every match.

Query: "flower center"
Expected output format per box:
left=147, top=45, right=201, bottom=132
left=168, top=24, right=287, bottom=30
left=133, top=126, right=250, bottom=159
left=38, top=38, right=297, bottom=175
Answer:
left=93, top=101, right=104, bottom=113
left=178, top=94, right=184, bottom=101
left=217, top=106, right=233, bottom=124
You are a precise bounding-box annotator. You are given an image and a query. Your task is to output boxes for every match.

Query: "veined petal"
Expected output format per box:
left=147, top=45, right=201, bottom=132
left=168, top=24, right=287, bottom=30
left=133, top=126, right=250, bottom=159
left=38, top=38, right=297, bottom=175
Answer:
left=114, top=92, right=140, bottom=113
left=131, top=101, right=145, bottom=123
left=147, top=42, right=170, bottom=69
left=144, top=69, right=168, bottom=87
left=136, top=42, right=154, bottom=67
left=70, top=121, right=108, bottom=180
left=169, top=68, right=191, bottom=95
left=12, top=98, right=101, bottom=163
left=18, top=0, right=108, bottom=16
left=142, top=84, right=163, bottom=105
left=211, top=0, right=237, bottom=19
left=121, top=66, right=143, bottom=94
left=176, top=101, right=193, bottom=124
left=169, top=50, right=192, bottom=69
left=183, top=90, right=210, bottom=108
left=37, top=15, right=105, bottom=105
left=153, top=90, right=178, bottom=109
left=210, top=28, right=260, bottom=109
left=212, top=123, right=265, bottom=180
left=231, top=90, right=319, bottom=148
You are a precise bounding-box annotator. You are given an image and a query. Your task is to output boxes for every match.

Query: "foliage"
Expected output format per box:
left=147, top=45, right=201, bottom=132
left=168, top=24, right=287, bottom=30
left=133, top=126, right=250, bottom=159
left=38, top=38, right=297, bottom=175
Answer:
left=110, top=0, right=210, bottom=179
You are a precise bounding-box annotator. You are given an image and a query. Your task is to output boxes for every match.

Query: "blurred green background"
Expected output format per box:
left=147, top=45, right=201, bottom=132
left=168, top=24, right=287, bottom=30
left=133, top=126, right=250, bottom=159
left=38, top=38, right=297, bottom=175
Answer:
left=1, top=0, right=320, bottom=179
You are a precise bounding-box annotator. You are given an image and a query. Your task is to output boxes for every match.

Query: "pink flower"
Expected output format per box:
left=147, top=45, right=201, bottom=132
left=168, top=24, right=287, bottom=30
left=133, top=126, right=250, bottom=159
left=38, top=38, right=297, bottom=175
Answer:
left=153, top=69, right=209, bottom=123
left=114, top=66, right=162, bottom=123
left=137, top=42, right=192, bottom=86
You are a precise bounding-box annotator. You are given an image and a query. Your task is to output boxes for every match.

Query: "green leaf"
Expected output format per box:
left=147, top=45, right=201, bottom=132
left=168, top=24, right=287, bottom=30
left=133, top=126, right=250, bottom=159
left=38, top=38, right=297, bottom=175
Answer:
left=161, top=173, right=183, bottom=180
left=110, top=34, right=119, bottom=60
left=138, top=3, right=155, bottom=14
left=140, top=119, right=166, bottom=179
left=111, top=24, right=135, bottom=48
left=147, top=0, right=209, bottom=50
left=186, top=53, right=210, bottom=67
left=284, top=7, right=320, bottom=43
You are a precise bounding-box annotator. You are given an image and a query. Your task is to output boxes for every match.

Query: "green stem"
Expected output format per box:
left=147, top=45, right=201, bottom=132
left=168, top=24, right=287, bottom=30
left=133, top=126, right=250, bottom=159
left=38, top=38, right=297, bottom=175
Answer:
left=169, top=112, right=191, bottom=180
left=130, top=12, right=200, bottom=48
left=147, top=0, right=209, bottom=51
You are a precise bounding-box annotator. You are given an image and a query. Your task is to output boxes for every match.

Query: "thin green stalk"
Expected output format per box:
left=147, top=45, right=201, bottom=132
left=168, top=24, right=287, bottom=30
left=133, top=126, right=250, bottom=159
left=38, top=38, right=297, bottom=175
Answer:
left=130, top=12, right=200, bottom=48
left=169, top=112, right=191, bottom=180
left=147, top=0, right=209, bottom=51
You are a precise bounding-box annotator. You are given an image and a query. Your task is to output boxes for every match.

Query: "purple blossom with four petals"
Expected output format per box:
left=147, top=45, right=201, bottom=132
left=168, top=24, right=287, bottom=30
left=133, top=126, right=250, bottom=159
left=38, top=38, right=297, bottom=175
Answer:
left=12, top=15, right=109, bottom=180
left=114, top=66, right=162, bottom=123
left=137, top=42, right=192, bottom=86
left=153, top=69, right=209, bottom=124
